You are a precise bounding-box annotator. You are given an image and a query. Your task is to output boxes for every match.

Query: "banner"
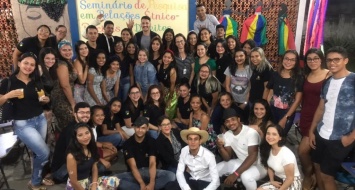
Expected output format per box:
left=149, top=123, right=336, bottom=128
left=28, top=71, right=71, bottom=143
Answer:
left=76, top=0, right=190, bottom=39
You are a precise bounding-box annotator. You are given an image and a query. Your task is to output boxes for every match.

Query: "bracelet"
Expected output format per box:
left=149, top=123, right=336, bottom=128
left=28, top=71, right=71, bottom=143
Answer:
left=90, top=182, right=98, bottom=186
left=234, top=171, right=239, bottom=177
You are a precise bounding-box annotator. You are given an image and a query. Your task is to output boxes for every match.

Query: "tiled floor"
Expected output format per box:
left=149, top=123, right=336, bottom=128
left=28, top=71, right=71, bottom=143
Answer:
left=0, top=126, right=350, bottom=190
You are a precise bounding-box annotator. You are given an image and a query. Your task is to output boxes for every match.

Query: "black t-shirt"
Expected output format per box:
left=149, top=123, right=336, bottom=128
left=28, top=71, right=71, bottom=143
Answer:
left=120, top=57, right=131, bottom=79
left=0, top=77, right=43, bottom=120
left=121, top=99, right=144, bottom=124
left=157, top=65, right=175, bottom=88
left=51, top=121, right=77, bottom=172
left=191, top=81, right=219, bottom=106
left=177, top=96, right=191, bottom=119
left=87, top=42, right=101, bottom=68
left=122, top=135, right=156, bottom=171
left=249, top=67, right=272, bottom=103
left=17, top=36, right=54, bottom=56
left=143, top=104, right=165, bottom=126
left=216, top=54, right=233, bottom=84
left=98, top=114, right=121, bottom=137
left=267, top=71, right=304, bottom=109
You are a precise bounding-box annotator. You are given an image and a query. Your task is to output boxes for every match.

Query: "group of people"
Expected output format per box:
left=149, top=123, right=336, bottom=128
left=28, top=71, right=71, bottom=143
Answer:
left=0, top=3, right=354, bottom=190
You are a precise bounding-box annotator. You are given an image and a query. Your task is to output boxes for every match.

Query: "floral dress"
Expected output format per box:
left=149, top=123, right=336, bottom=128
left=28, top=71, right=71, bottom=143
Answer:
left=84, top=68, right=104, bottom=106
left=192, top=117, right=217, bottom=153
left=103, top=70, right=121, bottom=104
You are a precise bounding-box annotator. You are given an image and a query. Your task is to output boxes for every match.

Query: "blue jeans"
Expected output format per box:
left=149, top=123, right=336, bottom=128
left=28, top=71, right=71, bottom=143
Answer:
left=148, top=130, right=159, bottom=139
left=13, top=113, right=49, bottom=186
left=97, top=133, right=124, bottom=148
left=270, top=105, right=295, bottom=136
left=119, top=76, right=131, bottom=102
left=116, top=168, right=176, bottom=190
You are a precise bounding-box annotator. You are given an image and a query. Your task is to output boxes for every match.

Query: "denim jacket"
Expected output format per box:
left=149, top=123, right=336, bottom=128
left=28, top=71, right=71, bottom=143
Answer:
left=134, top=61, right=157, bottom=93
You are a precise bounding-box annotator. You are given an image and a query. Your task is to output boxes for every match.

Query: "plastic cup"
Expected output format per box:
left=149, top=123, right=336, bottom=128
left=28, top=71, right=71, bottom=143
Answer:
left=217, top=134, right=225, bottom=144
left=17, top=88, right=24, bottom=99
left=37, top=89, right=45, bottom=101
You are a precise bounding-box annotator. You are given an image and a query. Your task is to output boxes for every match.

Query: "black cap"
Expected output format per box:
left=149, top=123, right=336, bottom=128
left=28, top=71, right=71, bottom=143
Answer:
left=132, top=117, right=149, bottom=127
left=222, top=108, right=240, bottom=121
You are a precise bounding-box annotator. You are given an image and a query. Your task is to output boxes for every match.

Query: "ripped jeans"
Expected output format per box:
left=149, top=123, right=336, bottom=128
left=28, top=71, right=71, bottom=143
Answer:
left=14, top=113, right=49, bottom=186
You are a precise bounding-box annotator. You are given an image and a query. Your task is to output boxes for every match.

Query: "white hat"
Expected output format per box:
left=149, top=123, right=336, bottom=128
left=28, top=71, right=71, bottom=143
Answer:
left=180, top=127, right=209, bottom=144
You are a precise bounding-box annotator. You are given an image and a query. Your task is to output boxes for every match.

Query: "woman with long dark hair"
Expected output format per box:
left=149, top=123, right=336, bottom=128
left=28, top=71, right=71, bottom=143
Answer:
left=120, top=85, right=144, bottom=137
left=189, top=94, right=217, bottom=152
left=156, top=116, right=186, bottom=173
left=121, top=41, right=138, bottom=101
left=162, top=28, right=175, bottom=50
left=144, top=85, right=166, bottom=139
left=73, top=40, right=89, bottom=103
left=225, top=49, right=252, bottom=114
left=148, top=36, right=164, bottom=70
left=66, top=123, right=119, bottom=189
left=299, top=48, right=329, bottom=190
left=51, top=40, right=78, bottom=132
left=157, top=50, right=178, bottom=119
left=248, top=99, right=273, bottom=138
left=174, top=82, right=191, bottom=130
left=173, top=33, right=195, bottom=84
left=258, top=124, right=301, bottom=190
left=215, top=39, right=233, bottom=88
left=187, top=31, right=198, bottom=56
left=101, top=56, right=121, bottom=103
left=98, top=98, right=127, bottom=147
left=225, top=35, right=241, bottom=58
left=0, top=53, right=51, bottom=189
left=266, top=50, right=304, bottom=136
left=84, top=50, right=106, bottom=106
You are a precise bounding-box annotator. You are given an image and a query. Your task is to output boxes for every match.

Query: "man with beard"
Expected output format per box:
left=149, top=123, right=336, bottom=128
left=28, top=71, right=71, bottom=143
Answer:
left=133, top=16, right=160, bottom=50
left=51, top=102, right=115, bottom=183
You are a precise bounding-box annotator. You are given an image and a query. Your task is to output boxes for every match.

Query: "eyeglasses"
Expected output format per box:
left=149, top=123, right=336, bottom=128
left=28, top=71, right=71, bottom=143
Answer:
left=326, top=57, right=343, bottom=64
left=77, top=111, right=90, bottom=115
left=306, top=57, right=320, bottom=62
left=284, top=57, right=296, bottom=62
left=160, top=122, right=171, bottom=127
left=176, top=40, right=184, bottom=44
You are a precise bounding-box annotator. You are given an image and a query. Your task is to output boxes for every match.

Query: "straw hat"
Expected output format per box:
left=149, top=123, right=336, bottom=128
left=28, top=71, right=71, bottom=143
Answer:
left=180, top=127, right=209, bottom=144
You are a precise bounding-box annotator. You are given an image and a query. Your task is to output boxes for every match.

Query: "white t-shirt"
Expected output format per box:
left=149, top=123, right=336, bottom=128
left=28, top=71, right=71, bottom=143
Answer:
left=193, top=14, right=219, bottom=36
left=319, top=77, right=344, bottom=139
left=267, top=146, right=300, bottom=179
left=224, top=125, right=260, bottom=164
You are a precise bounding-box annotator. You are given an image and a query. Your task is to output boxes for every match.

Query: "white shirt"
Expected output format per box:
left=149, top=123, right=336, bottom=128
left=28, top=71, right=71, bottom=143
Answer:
left=319, top=78, right=344, bottom=139
left=194, top=14, right=220, bottom=36
left=92, top=126, right=98, bottom=141
left=176, top=146, right=220, bottom=190
left=224, top=125, right=261, bottom=164
left=267, top=146, right=300, bottom=179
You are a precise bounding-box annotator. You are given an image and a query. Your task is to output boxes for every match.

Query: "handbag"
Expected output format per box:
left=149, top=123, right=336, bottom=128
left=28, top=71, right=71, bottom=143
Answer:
left=0, top=78, right=14, bottom=121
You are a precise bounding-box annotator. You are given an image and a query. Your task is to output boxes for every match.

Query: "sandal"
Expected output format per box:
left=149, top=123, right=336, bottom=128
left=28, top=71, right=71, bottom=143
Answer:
left=42, top=177, right=55, bottom=186
left=28, top=181, right=47, bottom=190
